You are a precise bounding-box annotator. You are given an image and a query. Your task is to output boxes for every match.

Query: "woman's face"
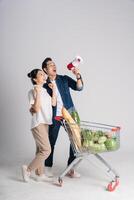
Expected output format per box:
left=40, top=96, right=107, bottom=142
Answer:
left=34, top=70, right=47, bottom=85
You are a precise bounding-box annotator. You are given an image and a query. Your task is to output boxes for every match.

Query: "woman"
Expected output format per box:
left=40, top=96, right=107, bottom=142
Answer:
left=22, top=69, right=56, bottom=182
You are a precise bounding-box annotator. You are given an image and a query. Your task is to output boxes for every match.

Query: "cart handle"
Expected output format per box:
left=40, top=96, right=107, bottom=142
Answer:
left=111, top=127, right=121, bottom=131
left=54, top=117, right=121, bottom=131
left=55, top=116, right=63, bottom=121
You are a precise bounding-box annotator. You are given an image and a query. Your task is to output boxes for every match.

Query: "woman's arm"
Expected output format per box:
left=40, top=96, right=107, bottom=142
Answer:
left=32, top=86, right=41, bottom=112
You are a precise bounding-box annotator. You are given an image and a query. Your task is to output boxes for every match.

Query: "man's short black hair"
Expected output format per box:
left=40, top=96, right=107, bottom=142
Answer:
left=42, top=57, right=52, bottom=72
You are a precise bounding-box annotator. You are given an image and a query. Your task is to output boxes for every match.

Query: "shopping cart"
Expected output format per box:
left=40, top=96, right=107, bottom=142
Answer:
left=55, top=116, right=121, bottom=192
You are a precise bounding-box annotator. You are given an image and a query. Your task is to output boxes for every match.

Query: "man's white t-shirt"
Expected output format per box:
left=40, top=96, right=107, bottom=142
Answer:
left=28, top=87, right=52, bottom=129
left=51, top=80, right=63, bottom=116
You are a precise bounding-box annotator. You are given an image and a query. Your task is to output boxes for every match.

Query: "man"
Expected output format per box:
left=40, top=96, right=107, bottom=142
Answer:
left=42, top=57, right=84, bottom=178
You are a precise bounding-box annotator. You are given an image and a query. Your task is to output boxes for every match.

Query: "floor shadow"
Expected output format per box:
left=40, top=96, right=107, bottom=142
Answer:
left=8, top=176, right=24, bottom=183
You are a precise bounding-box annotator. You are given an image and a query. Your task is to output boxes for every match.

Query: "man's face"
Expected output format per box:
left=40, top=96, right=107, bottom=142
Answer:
left=46, top=60, right=57, bottom=76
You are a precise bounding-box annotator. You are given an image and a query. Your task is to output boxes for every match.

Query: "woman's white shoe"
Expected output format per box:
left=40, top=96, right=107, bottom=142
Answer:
left=22, top=165, right=31, bottom=182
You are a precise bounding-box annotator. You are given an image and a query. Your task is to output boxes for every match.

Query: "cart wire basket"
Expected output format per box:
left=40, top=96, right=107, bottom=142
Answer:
left=55, top=116, right=121, bottom=192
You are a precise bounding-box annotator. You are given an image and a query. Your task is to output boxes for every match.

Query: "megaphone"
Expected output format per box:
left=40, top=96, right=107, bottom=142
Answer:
left=67, top=56, right=83, bottom=70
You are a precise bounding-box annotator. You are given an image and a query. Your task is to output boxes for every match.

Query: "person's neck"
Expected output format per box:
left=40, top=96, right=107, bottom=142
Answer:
left=49, top=74, right=57, bottom=81
left=35, top=83, right=43, bottom=86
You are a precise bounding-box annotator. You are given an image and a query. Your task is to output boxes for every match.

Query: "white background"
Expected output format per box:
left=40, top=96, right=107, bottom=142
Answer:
left=0, top=0, right=134, bottom=199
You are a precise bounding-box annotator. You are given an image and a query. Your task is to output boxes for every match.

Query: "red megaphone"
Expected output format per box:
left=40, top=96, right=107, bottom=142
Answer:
left=67, top=56, right=83, bottom=70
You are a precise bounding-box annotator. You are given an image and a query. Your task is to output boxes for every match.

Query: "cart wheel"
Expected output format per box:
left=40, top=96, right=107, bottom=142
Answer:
left=53, top=177, right=63, bottom=187
left=107, top=179, right=119, bottom=192
left=58, top=178, right=63, bottom=187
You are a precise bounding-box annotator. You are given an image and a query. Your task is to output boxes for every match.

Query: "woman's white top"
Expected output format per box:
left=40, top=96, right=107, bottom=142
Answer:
left=28, top=86, right=52, bottom=129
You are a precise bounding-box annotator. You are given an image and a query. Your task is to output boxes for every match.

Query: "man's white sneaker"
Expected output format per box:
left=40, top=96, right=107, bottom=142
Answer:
left=35, top=174, right=53, bottom=182
left=66, top=169, right=81, bottom=178
left=45, top=167, right=54, bottom=177
left=22, top=165, right=31, bottom=182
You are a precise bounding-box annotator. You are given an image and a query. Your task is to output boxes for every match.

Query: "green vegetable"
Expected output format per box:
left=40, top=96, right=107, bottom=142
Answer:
left=105, top=138, right=117, bottom=150
left=92, top=134, right=99, bottom=142
left=98, top=136, right=107, bottom=144
left=96, top=130, right=105, bottom=137
left=71, top=111, right=80, bottom=125
left=91, top=143, right=107, bottom=153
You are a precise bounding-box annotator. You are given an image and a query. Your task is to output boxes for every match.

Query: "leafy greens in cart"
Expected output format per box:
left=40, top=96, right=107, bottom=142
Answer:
left=81, top=129, right=119, bottom=153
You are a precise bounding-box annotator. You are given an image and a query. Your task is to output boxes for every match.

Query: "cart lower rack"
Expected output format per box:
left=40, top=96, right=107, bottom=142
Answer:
left=55, top=116, right=121, bottom=192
